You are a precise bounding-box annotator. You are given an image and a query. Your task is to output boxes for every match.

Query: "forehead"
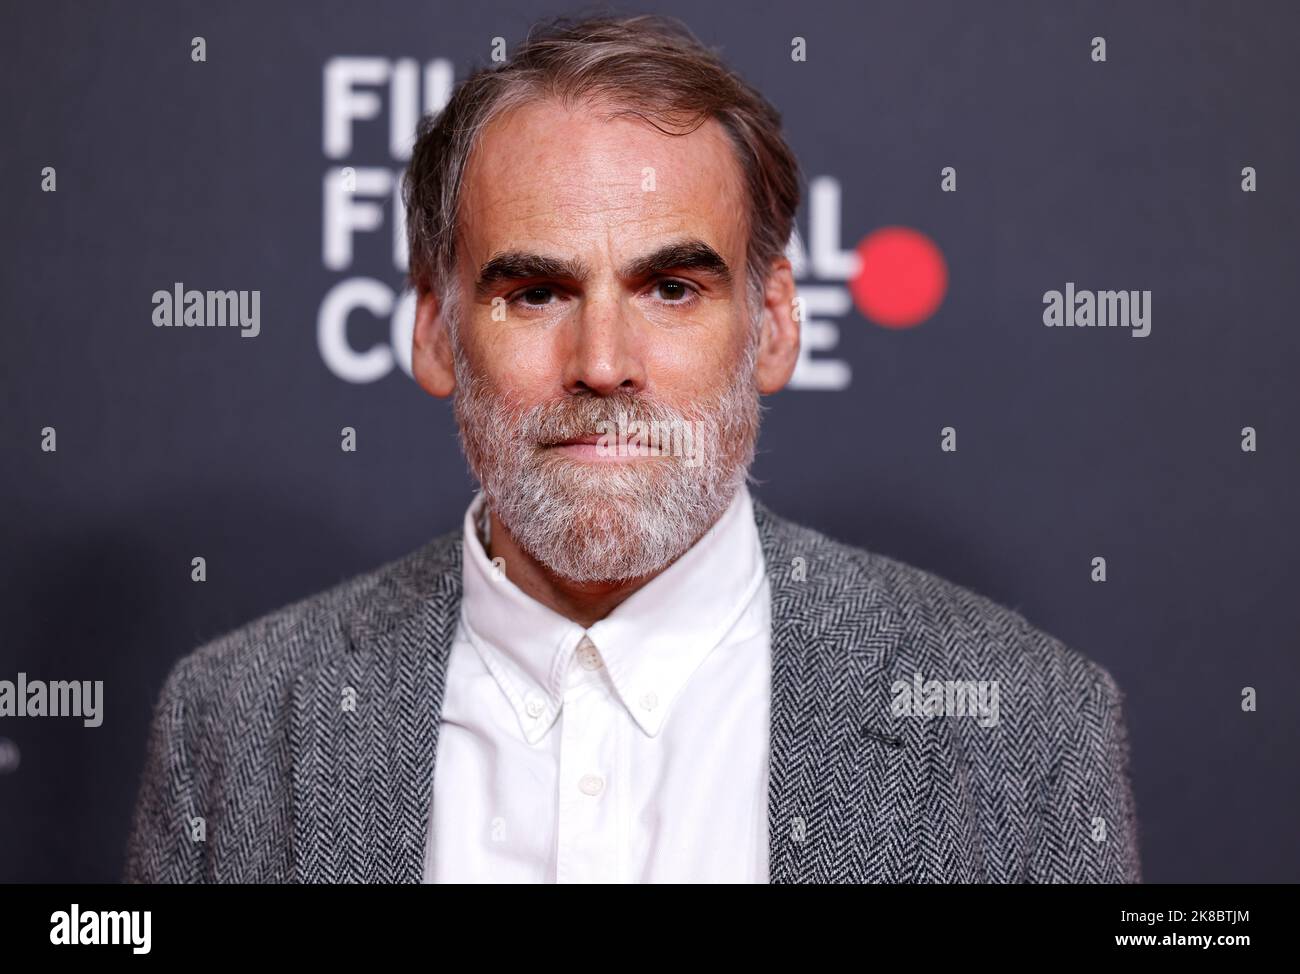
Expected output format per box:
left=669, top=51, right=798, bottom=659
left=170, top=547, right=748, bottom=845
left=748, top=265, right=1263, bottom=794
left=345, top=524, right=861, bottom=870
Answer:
left=458, top=97, right=749, bottom=265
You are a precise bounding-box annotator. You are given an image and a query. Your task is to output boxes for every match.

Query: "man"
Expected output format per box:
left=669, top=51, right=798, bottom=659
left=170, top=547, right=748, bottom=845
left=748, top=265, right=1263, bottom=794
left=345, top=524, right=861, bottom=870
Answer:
left=125, top=14, right=1140, bottom=883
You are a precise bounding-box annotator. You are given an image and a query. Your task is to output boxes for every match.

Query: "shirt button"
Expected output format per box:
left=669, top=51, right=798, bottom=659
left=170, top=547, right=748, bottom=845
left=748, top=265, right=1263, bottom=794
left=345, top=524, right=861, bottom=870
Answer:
left=524, top=694, right=545, bottom=718
left=639, top=691, right=659, bottom=711
left=578, top=774, right=605, bottom=796
left=578, top=642, right=603, bottom=671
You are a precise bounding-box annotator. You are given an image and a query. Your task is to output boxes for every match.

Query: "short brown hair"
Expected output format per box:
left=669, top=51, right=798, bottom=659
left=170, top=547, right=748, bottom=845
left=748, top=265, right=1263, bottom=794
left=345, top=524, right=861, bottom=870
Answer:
left=402, top=13, right=801, bottom=309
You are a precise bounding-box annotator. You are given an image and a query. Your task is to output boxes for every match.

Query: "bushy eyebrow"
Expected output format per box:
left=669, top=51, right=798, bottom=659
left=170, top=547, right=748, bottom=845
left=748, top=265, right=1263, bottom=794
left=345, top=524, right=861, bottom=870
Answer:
left=473, top=238, right=732, bottom=298
left=620, top=240, right=732, bottom=285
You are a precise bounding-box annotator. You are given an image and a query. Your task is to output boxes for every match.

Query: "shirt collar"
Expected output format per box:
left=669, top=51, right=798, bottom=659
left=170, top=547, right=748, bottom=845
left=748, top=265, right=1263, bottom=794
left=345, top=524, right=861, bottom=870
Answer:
left=459, top=493, right=583, bottom=744
left=459, top=485, right=766, bottom=742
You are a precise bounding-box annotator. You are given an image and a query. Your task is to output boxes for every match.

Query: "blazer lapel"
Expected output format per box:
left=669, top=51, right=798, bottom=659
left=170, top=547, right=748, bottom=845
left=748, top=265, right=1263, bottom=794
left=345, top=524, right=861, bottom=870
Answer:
left=290, top=535, right=463, bottom=883
left=756, top=501, right=936, bottom=883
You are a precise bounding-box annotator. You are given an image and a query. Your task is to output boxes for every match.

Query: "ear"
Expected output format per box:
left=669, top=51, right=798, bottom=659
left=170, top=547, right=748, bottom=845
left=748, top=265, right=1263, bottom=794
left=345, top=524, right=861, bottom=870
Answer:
left=412, top=287, right=456, bottom=398
left=754, top=258, right=801, bottom=394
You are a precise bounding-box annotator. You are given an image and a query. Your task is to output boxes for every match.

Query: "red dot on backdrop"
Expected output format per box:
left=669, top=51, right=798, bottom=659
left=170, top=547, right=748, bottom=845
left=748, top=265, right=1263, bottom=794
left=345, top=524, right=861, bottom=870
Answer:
left=848, top=227, right=948, bottom=329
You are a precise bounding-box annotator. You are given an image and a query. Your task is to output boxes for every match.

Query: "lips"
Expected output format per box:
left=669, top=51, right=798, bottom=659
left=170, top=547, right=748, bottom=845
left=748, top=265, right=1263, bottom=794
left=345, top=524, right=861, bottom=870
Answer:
left=548, top=430, right=648, bottom=448
left=552, top=434, right=602, bottom=447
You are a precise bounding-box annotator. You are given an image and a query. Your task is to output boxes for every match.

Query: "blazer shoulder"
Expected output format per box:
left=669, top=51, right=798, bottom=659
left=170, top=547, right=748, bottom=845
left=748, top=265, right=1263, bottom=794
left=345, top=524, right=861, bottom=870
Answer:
left=756, top=503, right=1122, bottom=706
left=160, top=528, right=462, bottom=711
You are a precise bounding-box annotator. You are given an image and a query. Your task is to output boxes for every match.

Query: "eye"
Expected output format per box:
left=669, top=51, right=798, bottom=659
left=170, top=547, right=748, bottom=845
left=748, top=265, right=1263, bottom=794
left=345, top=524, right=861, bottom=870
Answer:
left=651, top=279, right=697, bottom=305
left=513, top=286, right=557, bottom=307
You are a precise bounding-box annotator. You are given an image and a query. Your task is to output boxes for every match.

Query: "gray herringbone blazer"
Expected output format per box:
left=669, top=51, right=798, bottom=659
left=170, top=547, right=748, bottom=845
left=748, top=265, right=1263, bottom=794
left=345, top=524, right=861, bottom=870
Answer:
left=124, top=501, right=1141, bottom=883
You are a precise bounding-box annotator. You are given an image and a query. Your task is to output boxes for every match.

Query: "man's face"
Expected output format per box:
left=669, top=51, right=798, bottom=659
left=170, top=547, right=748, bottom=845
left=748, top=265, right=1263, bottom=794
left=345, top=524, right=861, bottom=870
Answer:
left=419, top=97, right=793, bottom=582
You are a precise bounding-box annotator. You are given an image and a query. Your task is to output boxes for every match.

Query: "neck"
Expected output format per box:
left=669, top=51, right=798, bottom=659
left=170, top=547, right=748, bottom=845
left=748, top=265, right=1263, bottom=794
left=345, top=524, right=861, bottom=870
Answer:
left=482, top=507, right=686, bottom=628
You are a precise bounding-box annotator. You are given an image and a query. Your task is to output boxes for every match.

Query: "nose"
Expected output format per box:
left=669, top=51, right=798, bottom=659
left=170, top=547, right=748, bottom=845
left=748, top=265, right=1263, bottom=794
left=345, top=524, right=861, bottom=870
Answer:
left=560, top=292, right=646, bottom=397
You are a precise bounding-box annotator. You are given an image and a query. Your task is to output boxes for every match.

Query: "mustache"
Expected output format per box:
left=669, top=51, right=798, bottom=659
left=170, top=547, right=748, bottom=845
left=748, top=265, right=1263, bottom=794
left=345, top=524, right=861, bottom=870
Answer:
left=512, top=393, right=691, bottom=446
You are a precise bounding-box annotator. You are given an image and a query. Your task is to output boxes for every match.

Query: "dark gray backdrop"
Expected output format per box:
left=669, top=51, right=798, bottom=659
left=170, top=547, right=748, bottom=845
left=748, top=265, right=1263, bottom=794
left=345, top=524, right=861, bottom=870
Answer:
left=2, top=0, right=1297, bottom=883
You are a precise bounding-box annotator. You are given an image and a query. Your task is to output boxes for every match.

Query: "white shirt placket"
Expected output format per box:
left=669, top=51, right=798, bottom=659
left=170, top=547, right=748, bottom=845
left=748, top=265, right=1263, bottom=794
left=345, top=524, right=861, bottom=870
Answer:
left=554, top=636, right=622, bottom=883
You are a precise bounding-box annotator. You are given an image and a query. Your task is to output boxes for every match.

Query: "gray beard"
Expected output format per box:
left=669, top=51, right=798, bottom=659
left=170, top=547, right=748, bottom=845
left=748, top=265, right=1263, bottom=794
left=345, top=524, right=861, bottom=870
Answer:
left=450, top=327, right=761, bottom=584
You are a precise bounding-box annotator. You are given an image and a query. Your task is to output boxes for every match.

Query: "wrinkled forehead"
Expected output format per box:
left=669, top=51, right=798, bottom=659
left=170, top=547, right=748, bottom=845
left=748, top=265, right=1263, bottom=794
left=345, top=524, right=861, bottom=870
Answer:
left=457, top=97, right=750, bottom=270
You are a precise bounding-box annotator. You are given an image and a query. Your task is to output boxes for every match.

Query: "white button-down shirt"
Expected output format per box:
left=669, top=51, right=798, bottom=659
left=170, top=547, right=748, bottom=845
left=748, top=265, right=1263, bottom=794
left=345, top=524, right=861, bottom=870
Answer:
left=423, top=485, right=772, bottom=883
